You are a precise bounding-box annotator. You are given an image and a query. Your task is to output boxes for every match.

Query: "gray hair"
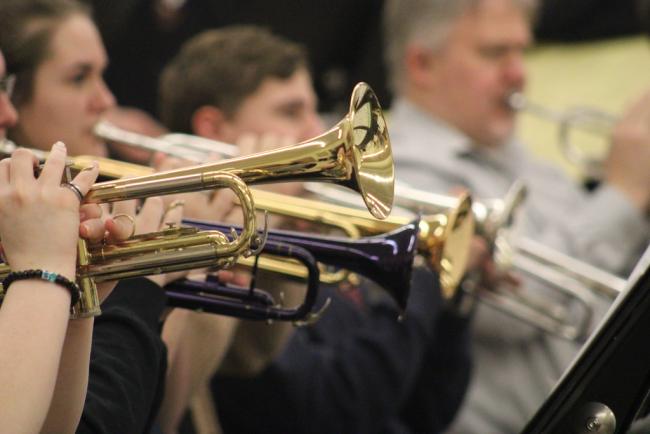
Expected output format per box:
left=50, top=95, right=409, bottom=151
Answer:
left=383, top=0, right=538, bottom=92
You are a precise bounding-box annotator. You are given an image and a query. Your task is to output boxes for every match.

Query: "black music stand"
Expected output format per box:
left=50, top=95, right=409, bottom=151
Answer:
left=521, top=245, right=650, bottom=434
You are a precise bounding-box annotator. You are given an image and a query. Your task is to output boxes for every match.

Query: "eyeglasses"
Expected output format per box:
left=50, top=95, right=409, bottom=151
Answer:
left=0, top=74, right=16, bottom=98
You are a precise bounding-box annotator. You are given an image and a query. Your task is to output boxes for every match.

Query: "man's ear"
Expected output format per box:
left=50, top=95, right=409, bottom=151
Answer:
left=404, top=44, right=437, bottom=89
left=191, top=105, right=229, bottom=140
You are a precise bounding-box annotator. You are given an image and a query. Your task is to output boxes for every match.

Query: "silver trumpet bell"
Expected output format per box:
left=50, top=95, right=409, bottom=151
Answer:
left=507, top=92, right=617, bottom=181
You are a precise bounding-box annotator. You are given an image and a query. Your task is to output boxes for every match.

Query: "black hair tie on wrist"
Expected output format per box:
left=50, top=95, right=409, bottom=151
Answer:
left=3, top=269, right=80, bottom=309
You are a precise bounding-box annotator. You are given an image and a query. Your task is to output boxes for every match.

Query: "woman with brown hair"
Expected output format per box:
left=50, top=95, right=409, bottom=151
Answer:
left=0, top=2, right=187, bottom=432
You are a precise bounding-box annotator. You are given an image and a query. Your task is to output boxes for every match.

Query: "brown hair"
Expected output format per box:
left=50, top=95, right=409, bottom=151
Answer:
left=0, top=0, right=91, bottom=108
left=159, top=25, right=308, bottom=133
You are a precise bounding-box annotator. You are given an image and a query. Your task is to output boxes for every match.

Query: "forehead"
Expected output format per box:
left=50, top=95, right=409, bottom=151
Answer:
left=452, top=0, right=531, bottom=45
left=247, top=68, right=315, bottom=104
left=44, top=14, right=107, bottom=67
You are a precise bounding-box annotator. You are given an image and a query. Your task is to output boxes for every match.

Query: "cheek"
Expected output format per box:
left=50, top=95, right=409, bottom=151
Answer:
left=21, top=93, right=87, bottom=150
left=455, top=66, right=504, bottom=119
left=444, top=48, right=494, bottom=85
left=454, top=60, right=497, bottom=95
left=18, top=104, right=66, bottom=150
left=272, top=122, right=304, bottom=141
left=266, top=114, right=308, bottom=140
left=32, top=89, right=79, bottom=123
left=240, top=114, right=298, bottom=139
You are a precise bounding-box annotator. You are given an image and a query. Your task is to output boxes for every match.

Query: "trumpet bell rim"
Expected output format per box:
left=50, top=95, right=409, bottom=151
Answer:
left=438, top=192, right=475, bottom=299
left=348, top=82, right=394, bottom=220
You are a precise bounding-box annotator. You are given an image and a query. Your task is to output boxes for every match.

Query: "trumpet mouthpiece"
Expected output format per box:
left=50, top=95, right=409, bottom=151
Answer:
left=506, top=91, right=527, bottom=111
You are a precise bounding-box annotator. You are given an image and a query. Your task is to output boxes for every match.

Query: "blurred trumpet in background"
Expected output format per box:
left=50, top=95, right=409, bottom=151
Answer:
left=307, top=180, right=626, bottom=341
left=508, top=92, right=617, bottom=181
left=94, top=120, right=237, bottom=162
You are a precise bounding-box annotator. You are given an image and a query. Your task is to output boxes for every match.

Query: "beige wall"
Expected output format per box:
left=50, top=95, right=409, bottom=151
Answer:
left=519, top=36, right=650, bottom=179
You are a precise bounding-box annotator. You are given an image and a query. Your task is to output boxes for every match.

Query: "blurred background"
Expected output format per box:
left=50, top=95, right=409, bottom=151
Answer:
left=85, top=0, right=650, bottom=179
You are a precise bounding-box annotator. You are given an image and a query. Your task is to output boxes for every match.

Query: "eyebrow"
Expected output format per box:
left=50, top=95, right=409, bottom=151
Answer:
left=67, top=59, right=108, bottom=74
left=277, top=100, right=305, bottom=109
left=69, top=63, right=93, bottom=73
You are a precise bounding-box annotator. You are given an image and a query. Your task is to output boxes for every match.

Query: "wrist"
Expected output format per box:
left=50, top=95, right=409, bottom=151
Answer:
left=66, top=316, right=94, bottom=334
left=3, top=270, right=81, bottom=309
left=8, top=261, right=76, bottom=282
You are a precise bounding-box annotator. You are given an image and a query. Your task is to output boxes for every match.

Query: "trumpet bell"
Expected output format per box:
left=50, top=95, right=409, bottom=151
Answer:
left=265, top=220, right=418, bottom=310
left=249, top=188, right=473, bottom=301
left=183, top=218, right=418, bottom=311
left=432, top=193, right=475, bottom=299
left=346, top=82, right=394, bottom=220
left=87, top=82, right=394, bottom=220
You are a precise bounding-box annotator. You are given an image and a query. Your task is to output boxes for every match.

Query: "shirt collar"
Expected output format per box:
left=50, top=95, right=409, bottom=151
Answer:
left=390, top=97, right=474, bottom=157
left=390, top=97, right=524, bottom=164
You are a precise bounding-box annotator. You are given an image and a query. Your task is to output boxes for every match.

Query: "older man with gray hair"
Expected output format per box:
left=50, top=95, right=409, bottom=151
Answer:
left=383, top=0, right=650, bottom=432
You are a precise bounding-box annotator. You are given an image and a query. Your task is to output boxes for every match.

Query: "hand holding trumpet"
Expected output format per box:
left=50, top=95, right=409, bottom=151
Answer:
left=0, top=143, right=98, bottom=281
left=606, top=89, right=650, bottom=211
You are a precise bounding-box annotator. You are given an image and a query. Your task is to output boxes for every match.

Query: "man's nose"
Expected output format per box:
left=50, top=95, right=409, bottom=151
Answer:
left=503, top=53, right=526, bottom=90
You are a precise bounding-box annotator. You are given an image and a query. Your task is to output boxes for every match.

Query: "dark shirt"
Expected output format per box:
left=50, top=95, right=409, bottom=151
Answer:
left=76, top=278, right=168, bottom=434
left=212, top=267, right=472, bottom=434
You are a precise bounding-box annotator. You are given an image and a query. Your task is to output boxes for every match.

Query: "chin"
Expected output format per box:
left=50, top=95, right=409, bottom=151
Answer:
left=487, top=119, right=516, bottom=146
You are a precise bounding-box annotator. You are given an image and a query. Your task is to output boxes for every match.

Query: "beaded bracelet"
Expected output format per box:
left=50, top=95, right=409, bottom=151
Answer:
left=3, top=269, right=80, bottom=308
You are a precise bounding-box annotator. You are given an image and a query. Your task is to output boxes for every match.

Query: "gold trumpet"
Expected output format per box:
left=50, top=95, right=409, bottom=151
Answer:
left=90, top=82, right=394, bottom=220
left=0, top=82, right=395, bottom=319
left=9, top=82, right=394, bottom=217
left=246, top=189, right=475, bottom=300
left=0, top=169, right=260, bottom=319
left=0, top=138, right=153, bottom=180
left=388, top=181, right=625, bottom=340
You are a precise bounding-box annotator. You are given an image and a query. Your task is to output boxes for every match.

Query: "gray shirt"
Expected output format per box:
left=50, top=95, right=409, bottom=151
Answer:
left=389, top=97, right=650, bottom=433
